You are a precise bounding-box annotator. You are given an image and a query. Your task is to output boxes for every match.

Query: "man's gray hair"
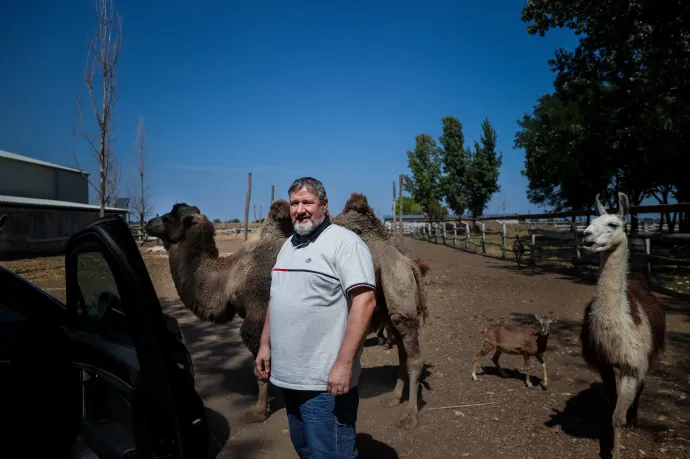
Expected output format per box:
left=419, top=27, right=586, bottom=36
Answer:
left=288, top=177, right=327, bottom=201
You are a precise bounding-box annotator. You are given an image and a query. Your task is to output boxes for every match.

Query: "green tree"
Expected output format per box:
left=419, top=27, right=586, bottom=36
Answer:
left=405, top=134, right=442, bottom=217
left=521, top=0, right=690, bottom=230
left=213, top=218, right=221, bottom=223
left=393, top=196, right=423, bottom=215
left=438, top=116, right=468, bottom=217
left=426, top=200, right=448, bottom=221
left=465, top=119, right=503, bottom=218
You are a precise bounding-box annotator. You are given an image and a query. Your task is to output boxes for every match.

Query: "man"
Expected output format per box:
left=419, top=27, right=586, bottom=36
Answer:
left=256, top=177, right=377, bottom=458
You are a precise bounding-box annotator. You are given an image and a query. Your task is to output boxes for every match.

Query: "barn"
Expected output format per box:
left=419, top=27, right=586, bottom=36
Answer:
left=0, top=149, right=128, bottom=259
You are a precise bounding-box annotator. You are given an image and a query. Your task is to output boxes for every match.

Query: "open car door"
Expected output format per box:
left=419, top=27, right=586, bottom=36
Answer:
left=0, top=215, right=209, bottom=459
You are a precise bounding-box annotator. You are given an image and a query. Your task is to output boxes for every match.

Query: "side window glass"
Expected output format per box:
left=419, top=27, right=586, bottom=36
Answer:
left=75, top=248, right=133, bottom=346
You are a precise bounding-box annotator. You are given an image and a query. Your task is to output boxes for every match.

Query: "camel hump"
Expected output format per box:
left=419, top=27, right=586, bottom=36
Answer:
left=267, top=199, right=290, bottom=222
left=342, top=193, right=372, bottom=214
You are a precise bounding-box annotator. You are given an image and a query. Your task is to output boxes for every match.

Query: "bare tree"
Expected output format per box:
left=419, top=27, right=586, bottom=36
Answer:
left=71, top=0, right=122, bottom=217
left=131, top=115, right=152, bottom=240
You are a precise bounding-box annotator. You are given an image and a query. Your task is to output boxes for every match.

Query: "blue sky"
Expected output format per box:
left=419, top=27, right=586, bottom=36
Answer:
left=0, top=0, right=579, bottom=221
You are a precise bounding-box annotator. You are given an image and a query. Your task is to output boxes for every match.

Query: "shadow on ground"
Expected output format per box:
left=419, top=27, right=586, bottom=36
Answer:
left=206, top=406, right=231, bottom=458
left=357, top=433, right=399, bottom=458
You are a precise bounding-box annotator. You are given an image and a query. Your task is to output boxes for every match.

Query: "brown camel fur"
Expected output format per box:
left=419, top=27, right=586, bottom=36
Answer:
left=332, top=192, right=429, bottom=429
left=145, top=199, right=294, bottom=422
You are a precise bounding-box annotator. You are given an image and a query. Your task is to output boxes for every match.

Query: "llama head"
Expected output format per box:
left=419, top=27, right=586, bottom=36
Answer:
left=534, top=314, right=558, bottom=336
left=582, top=192, right=629, bottom=254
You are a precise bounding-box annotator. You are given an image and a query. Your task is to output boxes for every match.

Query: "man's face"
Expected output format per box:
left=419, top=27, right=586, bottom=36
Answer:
left=289, top=186, right=328, bottom=236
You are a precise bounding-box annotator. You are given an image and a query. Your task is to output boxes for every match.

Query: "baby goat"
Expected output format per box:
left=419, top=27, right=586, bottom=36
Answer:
left=513, top=234, right=525, bottom=266
left=471, top=314, right=558, bottom=388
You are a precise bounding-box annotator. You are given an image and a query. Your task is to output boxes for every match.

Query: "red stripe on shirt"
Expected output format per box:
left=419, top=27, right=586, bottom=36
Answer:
left=273, top=268, right=288, bottom=272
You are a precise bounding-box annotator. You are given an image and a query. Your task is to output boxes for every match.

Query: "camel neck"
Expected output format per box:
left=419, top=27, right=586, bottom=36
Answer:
left=596, top=242, right=629, bottom=310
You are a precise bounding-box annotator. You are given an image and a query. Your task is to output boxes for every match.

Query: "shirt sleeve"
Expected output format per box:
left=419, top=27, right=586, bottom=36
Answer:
left=335, top=240, right=376, bottom=296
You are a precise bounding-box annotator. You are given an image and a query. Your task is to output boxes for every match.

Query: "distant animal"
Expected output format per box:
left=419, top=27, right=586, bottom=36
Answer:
left=471, top=314, right=558, bottom=388
left=513, top=234, right=525, bottom=266
left=580, top=192, right=666, bottom=459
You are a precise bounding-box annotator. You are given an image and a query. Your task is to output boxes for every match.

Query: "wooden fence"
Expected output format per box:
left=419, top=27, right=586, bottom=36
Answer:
left=405, top=203, right=690, bottom=293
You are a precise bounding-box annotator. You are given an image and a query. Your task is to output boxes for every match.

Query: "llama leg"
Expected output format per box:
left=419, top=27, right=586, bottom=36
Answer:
left=611, top=374, right=639, bottom=459
left=492, top=349, right=508, bottom=378
left=535, top=354, right=547, bottom=388
left=599, top=364, right=618, bottom=408
left=471, top=341, right=495, bottom=380
left=625, top=380, right=645, bottom=430
left=395, top=315, right=423, bottom=430
left=382, top=323, right=407, bottom=408
left=523, top=354, right=532, bottom=387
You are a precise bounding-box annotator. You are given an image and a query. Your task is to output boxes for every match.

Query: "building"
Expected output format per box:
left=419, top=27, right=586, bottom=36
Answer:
left=0, top=149, right=128, bottom=258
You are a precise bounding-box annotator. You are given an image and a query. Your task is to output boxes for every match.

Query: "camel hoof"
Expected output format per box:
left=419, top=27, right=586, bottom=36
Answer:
left=382, top=396, right=402, bottom=408
left=243, top=407, right=268, bottom=423
left=395, top=412, right=419, bottom=430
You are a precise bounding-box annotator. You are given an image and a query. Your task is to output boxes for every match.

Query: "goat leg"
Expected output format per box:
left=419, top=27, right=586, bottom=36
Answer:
left=523, top=354, right=533, bottom=388
left=535, top=353, right=547, bottom=388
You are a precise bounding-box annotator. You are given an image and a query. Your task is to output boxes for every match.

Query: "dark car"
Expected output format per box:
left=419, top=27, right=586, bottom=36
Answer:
left=0, top=215, right=210, bottom=458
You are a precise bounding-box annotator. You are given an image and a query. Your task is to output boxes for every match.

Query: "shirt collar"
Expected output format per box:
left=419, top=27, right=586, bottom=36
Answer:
left=291, top=216, right=331, bottom=246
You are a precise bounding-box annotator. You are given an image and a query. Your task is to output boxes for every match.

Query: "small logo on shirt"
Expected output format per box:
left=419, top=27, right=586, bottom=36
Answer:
left=305, top=258, right=312, bottom=263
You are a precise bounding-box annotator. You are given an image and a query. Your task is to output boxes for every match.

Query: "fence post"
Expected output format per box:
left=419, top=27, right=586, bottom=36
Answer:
left=481, top=223, right=486, bottom=254
left=464, top=222, right=471, bottom=250
left=572, top=221, right=581, bottom=261
left=529, top=222, right=536, bottom=264
left=442, top=223, right=447, bottom=245
left=501, top=223, right=507, bottom=258
left=427, top=223, right=431, bottom=242
left=643, top=220, right=652, bottom=280
left=452, top=222, right=457, bottom=247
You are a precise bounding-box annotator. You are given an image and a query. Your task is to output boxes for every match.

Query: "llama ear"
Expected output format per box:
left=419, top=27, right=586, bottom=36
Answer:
left=617, top=192, right=629, bottom=218
left=595, top=194, right=607, bottom=216
left=534, top=314, right=542, bottom=323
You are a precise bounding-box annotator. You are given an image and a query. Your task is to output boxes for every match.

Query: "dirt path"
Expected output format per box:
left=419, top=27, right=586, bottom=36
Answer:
left=3, top=237, right=688, bottom=458
left=149, top=238, right=690, bottom=459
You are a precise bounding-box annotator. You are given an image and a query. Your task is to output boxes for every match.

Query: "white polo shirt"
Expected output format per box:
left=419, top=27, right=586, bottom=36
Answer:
left=268, top=220, right=376, bottom=391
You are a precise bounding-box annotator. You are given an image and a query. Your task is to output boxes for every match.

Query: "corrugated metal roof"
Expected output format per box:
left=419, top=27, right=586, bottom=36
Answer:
left=0, top=149, right=88, bottom=175
left=0, top=194, right=127, bottom=213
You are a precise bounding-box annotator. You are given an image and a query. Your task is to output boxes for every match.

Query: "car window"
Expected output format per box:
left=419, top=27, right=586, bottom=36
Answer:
left=75, top=248, right=133, bottom=346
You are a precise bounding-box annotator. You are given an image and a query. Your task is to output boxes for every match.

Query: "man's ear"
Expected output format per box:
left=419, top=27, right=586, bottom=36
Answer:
left=322, top=196, right=329, bottom=213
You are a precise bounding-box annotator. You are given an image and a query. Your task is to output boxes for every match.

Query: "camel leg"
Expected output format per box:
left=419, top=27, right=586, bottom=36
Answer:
left=398, top=320, right=423, bottom=430
left=626, top=380, right=645, bottom=430
left=471, top=341, right=495, bottom=380
left=382, top=324, right=407, bottom=408
left=240, top=320, right=269, bottom=423
left=492, top=349, right=508, bottom=378
left=523, top=354, right=532, bottom=387
left=612, top=374, right=638, bottom=459
left=534, top=353, right=547, bottom=388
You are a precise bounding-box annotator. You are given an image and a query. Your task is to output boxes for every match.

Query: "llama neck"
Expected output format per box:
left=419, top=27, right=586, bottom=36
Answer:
left=595, top=242, right=629, bottom=312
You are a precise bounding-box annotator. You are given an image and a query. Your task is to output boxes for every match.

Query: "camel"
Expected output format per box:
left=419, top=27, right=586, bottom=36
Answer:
left=332, top=192, right=429, bottom=429
left=580, top=192, right=666, bottom=459
left=145, top=200, right=294, bottom=422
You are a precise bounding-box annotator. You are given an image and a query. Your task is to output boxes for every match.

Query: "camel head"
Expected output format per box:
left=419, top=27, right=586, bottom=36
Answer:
left=145, top=203, right=216, bottom=252
left=582, top=192, right=629, bottom=254
left=333, top=193, right=389, bottom=240
left=263, top=199, right=294, bottom=238
left=534, top=314, right=558, bottom=336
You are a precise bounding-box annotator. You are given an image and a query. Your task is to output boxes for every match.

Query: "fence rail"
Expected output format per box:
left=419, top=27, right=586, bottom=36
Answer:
left=406, top=217, right=690, bottom=287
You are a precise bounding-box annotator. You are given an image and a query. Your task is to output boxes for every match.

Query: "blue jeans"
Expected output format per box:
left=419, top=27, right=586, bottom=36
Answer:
left=282, top=387, right=359, bottom=459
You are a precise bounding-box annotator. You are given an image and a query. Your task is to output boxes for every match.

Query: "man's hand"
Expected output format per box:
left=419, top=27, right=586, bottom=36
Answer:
left=255, top=344, right=271, bottom=380
left=327, top=359, right=352, bottom=396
